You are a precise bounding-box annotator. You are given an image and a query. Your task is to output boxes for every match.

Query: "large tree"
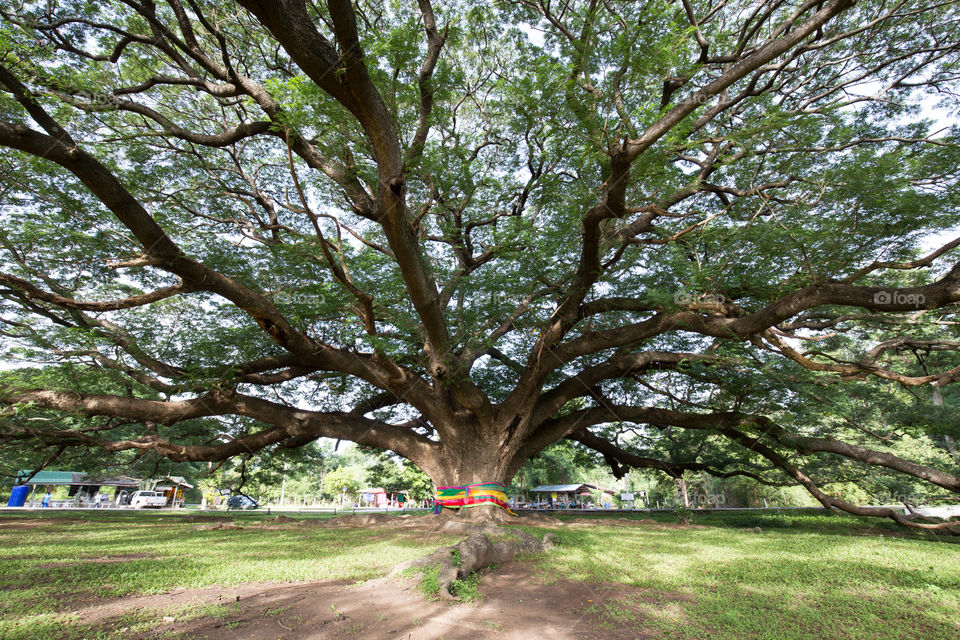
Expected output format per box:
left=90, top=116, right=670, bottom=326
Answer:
left=1, top=0, right=959, bottom=527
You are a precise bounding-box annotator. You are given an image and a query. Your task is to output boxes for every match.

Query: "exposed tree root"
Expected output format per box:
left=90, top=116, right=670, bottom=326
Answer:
left=390, top=524, right=556, bottom=600
left=431, top=504, right=518, bottom=525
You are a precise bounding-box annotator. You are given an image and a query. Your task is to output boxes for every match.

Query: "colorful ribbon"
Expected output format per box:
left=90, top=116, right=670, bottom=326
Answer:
left=433, top=481, right=518, bottom=516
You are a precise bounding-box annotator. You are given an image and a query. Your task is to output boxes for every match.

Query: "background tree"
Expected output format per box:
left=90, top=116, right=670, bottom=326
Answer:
left=511, top=439, right=605, bottom=500
left=321, top=466, right=362, bottom=505
left=364, top=450, right=433, bottom=502
left=205, top=441, right=327, bottom=503
left=398, top=459, right=435, bottom=504
left=0, top=0, right=959, bottom=528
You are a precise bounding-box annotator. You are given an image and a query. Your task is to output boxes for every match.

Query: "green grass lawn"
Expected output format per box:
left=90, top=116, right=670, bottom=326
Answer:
left=524, top=513, right=960, bottom=640
left=0, top=510, right=957, bottom=640
left=0, top=510, right=459, bottom=639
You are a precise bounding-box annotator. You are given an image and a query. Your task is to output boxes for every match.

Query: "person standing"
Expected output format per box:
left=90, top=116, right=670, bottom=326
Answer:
left=41, top=490, right=51, bottom=508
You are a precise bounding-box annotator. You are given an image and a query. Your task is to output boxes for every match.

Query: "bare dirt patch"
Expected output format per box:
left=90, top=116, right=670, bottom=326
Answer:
left=182, top=515, right=234, bottom=523
left=299, top=511, right=566, bottom=532
left=512, top=512, right=566, bottom=526
left=192, top=522, right=245, bottom=530
left=0, top=517, right=83, bottom=530
left=564, top=517, right=708, bottom=530
left=847, top=527, right=919, bottom=539
left=304, top=512, right=427, bottom=529
left=38, top=553, right=161, bottom=569
left=69, top=580, right=331, bottom=626
left=76, top=562, right=675, bottom=639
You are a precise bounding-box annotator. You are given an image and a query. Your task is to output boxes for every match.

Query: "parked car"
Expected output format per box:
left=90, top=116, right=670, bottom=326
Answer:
left=129, top=490, right=167, bottom=509
left=226, top=494, right=258, bottom=510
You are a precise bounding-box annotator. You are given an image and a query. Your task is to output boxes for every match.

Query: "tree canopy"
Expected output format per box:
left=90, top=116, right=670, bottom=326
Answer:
left=0, top=0, right=959, bottom=529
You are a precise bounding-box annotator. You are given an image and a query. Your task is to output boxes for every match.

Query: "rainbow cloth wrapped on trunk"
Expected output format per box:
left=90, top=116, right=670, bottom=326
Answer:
left=433, top=482, right=518, bottom=516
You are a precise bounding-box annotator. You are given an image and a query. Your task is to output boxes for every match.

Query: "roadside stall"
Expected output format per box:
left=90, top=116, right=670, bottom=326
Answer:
left=359, top=487, right=408, bottom=508
left=153, top=476, right=193, bottom=507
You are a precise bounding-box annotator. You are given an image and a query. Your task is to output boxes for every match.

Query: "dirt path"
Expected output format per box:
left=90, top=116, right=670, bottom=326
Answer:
left=37, top=515, right=704, bottom=638
left=73, top=562, right=664, bottom=639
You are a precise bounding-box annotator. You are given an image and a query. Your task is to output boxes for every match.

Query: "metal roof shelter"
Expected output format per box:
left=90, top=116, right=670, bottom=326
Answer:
left=11, top=470, right=142, bottom=506
left=16, top=470, right=141, bottom=488
left=532, top=483, right=615, bottom=495
left=153, top=476, right=194, bottom=490
left=530, top=483, right=616, bottom=507
left=153, top=476, right=193, bottom=507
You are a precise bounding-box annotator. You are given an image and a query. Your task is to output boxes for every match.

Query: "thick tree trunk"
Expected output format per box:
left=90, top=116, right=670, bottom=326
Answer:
left=423, top=423, right=521, bottom=522
left=432, top=450, right=512, bottom=487
left=678, top=477, right=689, bottom=508
left=427, top=419, right=517, bottom=485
